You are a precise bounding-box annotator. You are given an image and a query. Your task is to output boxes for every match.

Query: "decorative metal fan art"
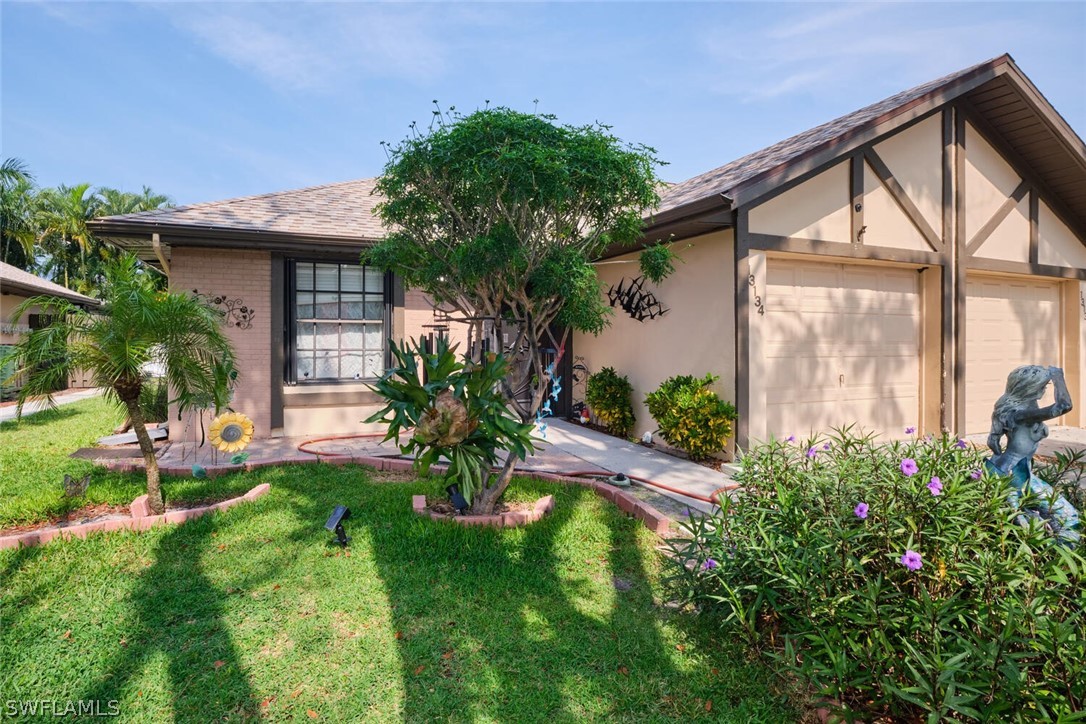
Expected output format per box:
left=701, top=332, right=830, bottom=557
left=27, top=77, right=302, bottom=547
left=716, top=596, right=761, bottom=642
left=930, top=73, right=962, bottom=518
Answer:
left=607, top=276, right=668, bottom=322
left=209, top=412, right=255, bottom=453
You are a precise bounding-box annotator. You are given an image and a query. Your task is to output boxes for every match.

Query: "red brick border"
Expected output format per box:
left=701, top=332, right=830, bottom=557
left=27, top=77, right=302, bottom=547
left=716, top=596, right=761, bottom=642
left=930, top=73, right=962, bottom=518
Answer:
left=101, top=453, right=673, bottom=536
left=0, top=484, right=271, bottom=550
left=413, top=494, right=556, bottom=528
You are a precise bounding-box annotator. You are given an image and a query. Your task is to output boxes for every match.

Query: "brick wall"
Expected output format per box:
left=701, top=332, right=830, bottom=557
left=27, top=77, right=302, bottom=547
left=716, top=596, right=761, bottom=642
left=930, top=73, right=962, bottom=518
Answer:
left=169, top=248, right=272, bottom=439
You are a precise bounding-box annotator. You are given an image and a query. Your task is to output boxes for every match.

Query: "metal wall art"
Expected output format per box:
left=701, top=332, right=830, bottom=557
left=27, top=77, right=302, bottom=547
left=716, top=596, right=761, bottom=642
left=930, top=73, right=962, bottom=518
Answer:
left=607, top=276, right=668, bottom=322
left=193, top=290, right=255, bottom=329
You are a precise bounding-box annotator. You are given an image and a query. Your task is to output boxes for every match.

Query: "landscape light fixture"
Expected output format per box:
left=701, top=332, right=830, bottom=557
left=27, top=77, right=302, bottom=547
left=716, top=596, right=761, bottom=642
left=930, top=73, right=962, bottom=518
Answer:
left=446, top=484, right=469, bottom=514
left=325, top=505, right=352, bottom=546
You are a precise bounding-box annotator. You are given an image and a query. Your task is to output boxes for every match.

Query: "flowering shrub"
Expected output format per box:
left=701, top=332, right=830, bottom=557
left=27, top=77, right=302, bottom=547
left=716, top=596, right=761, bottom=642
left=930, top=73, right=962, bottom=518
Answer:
left=666, top=428, right=1086, bottom=720
left=644, top=373, right=737, bottom=460
left=584, top=366, right=635, bottom=438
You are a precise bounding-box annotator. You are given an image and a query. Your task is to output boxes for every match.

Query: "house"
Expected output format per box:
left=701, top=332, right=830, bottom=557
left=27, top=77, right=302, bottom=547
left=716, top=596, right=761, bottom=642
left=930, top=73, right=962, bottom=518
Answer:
left=0, top=261, right=101, bottom=393
left=91, top=54, right=1086, bottom=448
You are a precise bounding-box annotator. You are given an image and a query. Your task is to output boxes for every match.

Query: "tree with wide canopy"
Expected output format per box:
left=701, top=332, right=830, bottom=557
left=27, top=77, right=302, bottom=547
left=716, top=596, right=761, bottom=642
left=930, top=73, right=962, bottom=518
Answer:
left=366, top=105, right=672, bottom=513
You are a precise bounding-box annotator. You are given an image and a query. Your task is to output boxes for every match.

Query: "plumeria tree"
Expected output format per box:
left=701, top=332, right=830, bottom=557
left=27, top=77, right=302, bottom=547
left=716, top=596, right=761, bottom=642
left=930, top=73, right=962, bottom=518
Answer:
left=366, top=104, right=674, bottom=513
left=2, top=256, right=235, bottom=514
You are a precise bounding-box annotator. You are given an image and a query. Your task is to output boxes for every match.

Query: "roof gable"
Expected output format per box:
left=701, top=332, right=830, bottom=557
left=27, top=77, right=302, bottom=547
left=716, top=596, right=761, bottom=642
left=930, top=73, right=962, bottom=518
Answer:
left=0, top=262, right=99, bottom=306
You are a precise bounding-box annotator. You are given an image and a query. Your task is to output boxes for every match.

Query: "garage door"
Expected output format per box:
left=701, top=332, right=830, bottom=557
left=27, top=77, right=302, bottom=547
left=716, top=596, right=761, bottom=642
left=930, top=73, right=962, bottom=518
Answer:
left=764, top=260, right=921, bottom=439
left=965, top=275, right=1061, bottom=433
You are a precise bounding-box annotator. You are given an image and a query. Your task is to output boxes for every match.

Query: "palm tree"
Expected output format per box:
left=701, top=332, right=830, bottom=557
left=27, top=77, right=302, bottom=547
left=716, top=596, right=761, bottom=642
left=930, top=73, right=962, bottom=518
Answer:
left=0, top=158, right=38, bottom=270
left=3, top=256, right=236, bottom=514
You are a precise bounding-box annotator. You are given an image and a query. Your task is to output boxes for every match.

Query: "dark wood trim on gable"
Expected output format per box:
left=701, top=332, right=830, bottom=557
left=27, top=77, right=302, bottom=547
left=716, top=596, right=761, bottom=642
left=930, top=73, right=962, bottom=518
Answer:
left=850, top=154, right=865, bottom=245
left=940, top=107, right=955, bottom=431
left=964, top=179, right=1030, bottom=255
left=953, top=108, right=968, bottom=433
left=966, top=256, right=1086, bottom=281
left=959, top=99, right=1086, bottom=244
left=1029, top=191, right=1040, bottom=264
left=734, top=209, right=751, bottom=451
left=863, top=148, right=944, bottom=252
left=746, top=232, right=941, bottom=266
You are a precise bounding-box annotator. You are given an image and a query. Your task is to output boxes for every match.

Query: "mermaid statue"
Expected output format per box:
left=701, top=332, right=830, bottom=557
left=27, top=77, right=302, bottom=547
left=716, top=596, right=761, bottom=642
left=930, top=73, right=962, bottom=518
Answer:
left=986, top=365, right=1081, bottom=546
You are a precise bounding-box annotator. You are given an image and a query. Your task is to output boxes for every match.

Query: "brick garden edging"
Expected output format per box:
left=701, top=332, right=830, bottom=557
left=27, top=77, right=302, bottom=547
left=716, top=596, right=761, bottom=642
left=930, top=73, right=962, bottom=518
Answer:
left=0, top=484, right=271, bottom=550
left=102, top=453, right=673, bottom=536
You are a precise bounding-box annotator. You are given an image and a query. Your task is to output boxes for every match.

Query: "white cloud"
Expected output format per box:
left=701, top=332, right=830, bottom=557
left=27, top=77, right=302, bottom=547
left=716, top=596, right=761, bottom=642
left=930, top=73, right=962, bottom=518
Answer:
left=160, top=3, right=456, bottom=92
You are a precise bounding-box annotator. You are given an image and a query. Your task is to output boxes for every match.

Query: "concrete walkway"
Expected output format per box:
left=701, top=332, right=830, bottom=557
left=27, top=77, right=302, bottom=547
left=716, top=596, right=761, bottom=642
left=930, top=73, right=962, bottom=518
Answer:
left=0, top=388, right=102, bottom=422
left=138, top=418, right=732, bottom=513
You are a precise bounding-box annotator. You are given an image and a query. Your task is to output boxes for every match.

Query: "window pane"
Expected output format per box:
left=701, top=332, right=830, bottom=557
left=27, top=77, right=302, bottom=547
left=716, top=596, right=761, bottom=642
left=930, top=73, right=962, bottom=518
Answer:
left=315, top=323, right=339, bottom=349
left=364, top=300, right=384, bottom=320
left=296, top=293, right=314, bottom=320
left=341, top=323, right=364, bottom=349
left=341, top=265, right=364, bottom=292
left=364, top=352, right=384, bottom=378
left=296, top=263, right=314, bottom=291
left=364, top=323, right=382, bottom=350
left=297, top=355, right=314, bottom=381
left=365, top=268, right=384, bottom=293
left=342, top=353, right=364, bottom=379
left=315, top=263, right=339, bottom=291
left=296, top=323, right=314, bottom=350
left=341, top=294, right=365, bottom=320
left=315, top=352, right=338, bottom=379
left=314, top=293, right=338, bottom=319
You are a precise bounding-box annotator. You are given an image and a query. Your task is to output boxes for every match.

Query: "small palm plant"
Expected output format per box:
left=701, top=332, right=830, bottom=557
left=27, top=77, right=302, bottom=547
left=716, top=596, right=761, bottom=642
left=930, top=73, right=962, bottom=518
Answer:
left=2, top=256, right=236, bottom=514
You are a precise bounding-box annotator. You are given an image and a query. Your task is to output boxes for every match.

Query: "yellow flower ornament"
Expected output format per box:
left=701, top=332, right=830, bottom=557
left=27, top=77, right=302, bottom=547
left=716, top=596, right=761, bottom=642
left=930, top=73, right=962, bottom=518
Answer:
left=209, top=412, right=254, bottom=453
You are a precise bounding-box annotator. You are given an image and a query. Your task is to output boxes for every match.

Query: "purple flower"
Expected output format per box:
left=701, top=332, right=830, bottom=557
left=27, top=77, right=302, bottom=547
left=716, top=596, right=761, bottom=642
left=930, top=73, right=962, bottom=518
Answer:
left=785, top=435, right=795, bottom=443
left=806, top=447, right=818, bottom=459
left=926, top=477, right=943, bottom=496
left=684, top=507, right=695, bottom=518
left=822, top=442, right=831, bottom=451
left=854, top=502, right=869, bottom=520
left=900, top=458, right=919, bottom=477
left=955, top=439, right=968, bottom=450
left=900, top=550, right=923, bottom=571
left=971, top=469, right=982, bottom=480
left=905, top=426, right=916, bottom=435
left=702, top=558, right=719, bottom=570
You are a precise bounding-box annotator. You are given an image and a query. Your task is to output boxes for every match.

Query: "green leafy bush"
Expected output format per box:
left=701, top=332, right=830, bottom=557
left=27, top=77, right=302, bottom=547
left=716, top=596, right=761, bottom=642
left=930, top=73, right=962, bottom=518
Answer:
left=645, top=374, right=736, bottom=460
left=585, top=366, right=635, bottom=437
left=666, top=428, right=1086, bottom=720
left=366, top=337, right=536, bottom=505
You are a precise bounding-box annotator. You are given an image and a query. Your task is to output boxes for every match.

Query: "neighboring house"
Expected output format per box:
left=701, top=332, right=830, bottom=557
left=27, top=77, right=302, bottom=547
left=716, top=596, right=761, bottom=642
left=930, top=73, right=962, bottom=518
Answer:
left=91, top=54, right=1086, bottom=448
left=0, top=261, right=101, bottom=392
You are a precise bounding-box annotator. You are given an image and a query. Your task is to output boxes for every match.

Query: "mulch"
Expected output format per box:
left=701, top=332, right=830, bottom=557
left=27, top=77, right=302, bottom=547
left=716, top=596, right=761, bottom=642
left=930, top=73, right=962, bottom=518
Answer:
left=0, top=502, right=130, bottom=536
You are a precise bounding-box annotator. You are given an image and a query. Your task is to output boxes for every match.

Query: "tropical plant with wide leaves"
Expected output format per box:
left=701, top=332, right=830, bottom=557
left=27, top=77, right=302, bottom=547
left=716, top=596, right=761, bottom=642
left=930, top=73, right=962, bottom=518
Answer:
left=1, top=256, right=236, bottom=514
left=0, top=158, right=39, bottom=269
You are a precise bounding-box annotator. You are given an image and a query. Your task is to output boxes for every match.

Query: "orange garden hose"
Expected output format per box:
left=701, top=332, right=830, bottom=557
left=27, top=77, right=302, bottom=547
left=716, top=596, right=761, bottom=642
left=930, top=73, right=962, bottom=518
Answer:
left=297, top=434, right=739, bottom=505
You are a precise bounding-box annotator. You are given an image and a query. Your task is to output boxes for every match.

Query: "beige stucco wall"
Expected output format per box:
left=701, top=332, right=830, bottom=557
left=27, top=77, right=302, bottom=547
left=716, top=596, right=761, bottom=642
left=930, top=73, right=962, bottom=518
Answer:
left=573, top=229, right=736, bottom=440
left=0, top=293, right=34, bottom=346
left=871, top=114, right=943, bottom=233
left=748, top=161, right=851, bottom=243
left=964, top=121, right=1022, bottom=243
left=169, top=247, right=273, bottom=439
left=1039, top=200, right=1086, bottom=269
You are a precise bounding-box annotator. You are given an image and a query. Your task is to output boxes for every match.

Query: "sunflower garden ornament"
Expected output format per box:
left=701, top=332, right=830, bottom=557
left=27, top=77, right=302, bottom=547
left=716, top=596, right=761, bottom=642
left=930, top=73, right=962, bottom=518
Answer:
left=209, top=412, right=254, bottom=453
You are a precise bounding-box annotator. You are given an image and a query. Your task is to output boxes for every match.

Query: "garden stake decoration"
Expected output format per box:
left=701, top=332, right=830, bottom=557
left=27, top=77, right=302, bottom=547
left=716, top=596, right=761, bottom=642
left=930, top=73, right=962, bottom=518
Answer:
left=607, top=276, right=668, bottom=322
left=985, top=365, right=1081, bottom=545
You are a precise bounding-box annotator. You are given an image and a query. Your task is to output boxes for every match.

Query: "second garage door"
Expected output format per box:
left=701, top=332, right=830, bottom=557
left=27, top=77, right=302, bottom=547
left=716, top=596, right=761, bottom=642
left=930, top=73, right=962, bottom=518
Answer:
left=965, top=274, right=1062, bottom=433
left=763, top=260, right=921, bottom=440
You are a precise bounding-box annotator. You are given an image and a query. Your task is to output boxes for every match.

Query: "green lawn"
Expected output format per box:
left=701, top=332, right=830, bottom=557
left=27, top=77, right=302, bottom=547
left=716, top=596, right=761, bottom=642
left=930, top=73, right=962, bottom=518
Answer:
left=0, top=397, right=252, bottom=528
left=1, top=464, right=797, bottom=721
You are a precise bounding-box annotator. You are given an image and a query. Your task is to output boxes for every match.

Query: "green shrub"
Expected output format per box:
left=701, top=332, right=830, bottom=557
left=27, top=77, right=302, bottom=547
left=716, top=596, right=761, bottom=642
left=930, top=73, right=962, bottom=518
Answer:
left=645, top=374, right=736, bottom=460
left=139, top=377, right=169, bottom=423
left=665, top=428, right=1086, bottom=721
left=585, top=366, right=635, bottom=437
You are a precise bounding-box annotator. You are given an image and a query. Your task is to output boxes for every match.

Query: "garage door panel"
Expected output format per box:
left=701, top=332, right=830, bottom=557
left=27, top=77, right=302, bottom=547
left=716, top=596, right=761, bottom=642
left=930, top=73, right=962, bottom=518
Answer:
left=764, top=259, right=921, bottom=439
left=965, top=274, right=1061, bottom=433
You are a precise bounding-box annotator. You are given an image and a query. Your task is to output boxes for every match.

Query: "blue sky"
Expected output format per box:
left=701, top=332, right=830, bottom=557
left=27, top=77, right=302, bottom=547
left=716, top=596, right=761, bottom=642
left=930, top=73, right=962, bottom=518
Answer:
left=3, top=1, right=1084, bottom=205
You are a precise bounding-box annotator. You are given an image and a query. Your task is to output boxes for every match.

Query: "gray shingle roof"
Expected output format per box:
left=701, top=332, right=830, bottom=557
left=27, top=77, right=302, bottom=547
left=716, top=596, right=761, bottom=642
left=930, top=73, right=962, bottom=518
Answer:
left=654, top=56, right=1004, bottom=216
left=96, top=178, right=384, bottom=241
left=0, top=262, right=99, bottom=306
